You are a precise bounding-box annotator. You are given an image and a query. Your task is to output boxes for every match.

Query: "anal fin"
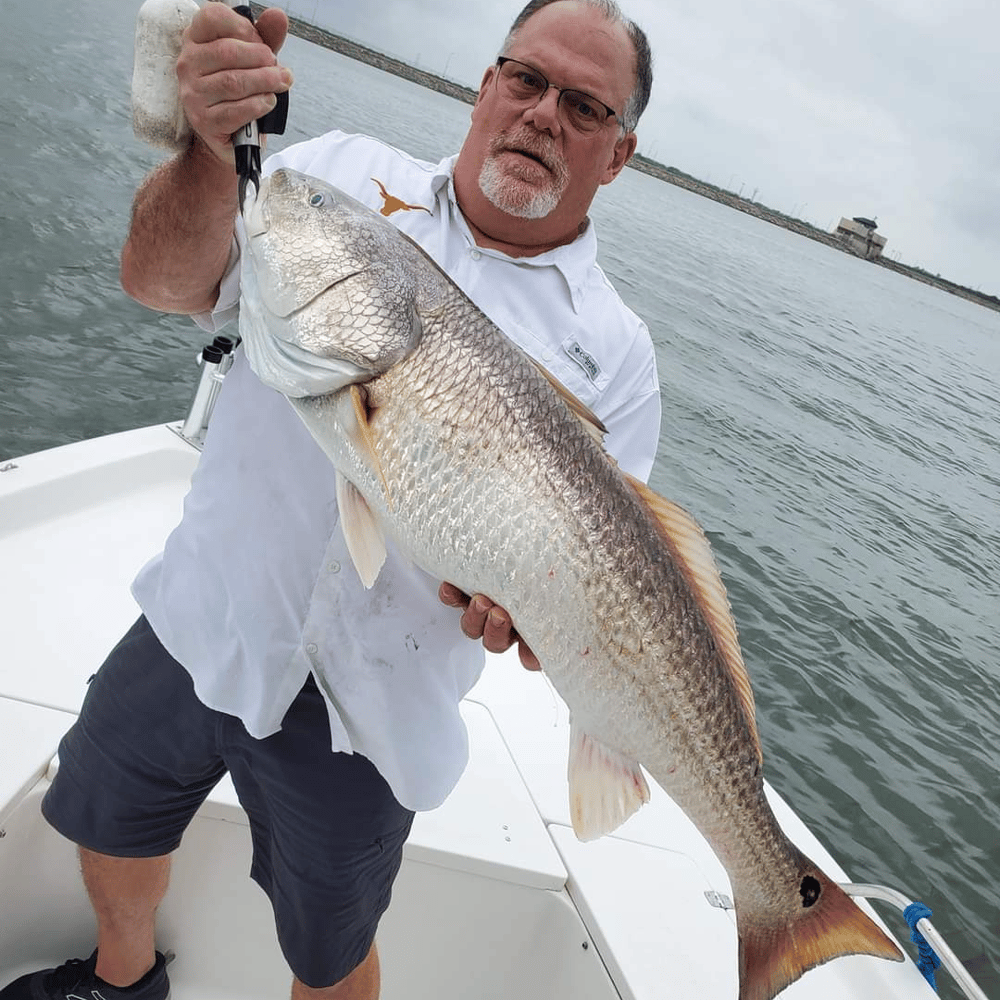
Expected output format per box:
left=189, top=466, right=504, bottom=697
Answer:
left=568, top=723, right=650, bottom=840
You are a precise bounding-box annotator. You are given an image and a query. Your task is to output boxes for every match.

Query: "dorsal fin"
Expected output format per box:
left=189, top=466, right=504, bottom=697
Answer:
left=625, top=474, right=762, bottom=762
left=530, top=358, right=608, bottom=447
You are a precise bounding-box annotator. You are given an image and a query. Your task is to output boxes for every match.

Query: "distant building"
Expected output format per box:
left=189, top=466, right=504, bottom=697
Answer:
left=834, top=216, right=887, bottom=259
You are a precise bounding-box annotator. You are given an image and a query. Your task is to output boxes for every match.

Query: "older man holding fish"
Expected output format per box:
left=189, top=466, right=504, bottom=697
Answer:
left=0, top=3, right=663, bottom=1000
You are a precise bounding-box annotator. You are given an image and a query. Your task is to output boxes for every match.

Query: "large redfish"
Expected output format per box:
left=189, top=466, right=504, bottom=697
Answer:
left=239, top=167, right=903, bottom=1000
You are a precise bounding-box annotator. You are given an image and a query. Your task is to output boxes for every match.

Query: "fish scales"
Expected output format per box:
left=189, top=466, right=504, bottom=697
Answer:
left=367, top=304, right=719, bottom=742
left=292, top=253, right=759, bottom=837
left=241, top=168, right=904, bottom=1000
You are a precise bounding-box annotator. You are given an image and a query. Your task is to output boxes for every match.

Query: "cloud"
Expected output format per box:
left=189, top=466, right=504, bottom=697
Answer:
left=631, top=0, right=999, bottom=289
left=299, top=0, right=999, bottom=292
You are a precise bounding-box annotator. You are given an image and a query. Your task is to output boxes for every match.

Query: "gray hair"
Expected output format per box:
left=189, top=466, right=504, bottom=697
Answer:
left=500, top=0, right=653, bottom=134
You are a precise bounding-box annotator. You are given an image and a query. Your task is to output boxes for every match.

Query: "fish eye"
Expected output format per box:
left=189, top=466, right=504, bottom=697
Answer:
left=308, top=192, right=326, bottom=208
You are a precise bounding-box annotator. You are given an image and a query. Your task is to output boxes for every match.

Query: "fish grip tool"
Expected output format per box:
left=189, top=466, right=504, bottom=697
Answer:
left=230, top=2, right=288, bottom=206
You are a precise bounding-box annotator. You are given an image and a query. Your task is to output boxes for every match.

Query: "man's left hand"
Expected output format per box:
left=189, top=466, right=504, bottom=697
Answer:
left=439, top=583, right=541, bottom=671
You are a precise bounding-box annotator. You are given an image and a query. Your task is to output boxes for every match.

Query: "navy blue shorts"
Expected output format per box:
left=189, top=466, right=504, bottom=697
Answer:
left=42, top=616, right=415, bottom=988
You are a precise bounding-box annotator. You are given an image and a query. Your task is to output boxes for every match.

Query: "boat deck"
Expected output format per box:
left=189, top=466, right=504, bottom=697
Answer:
left=0, top=424, right=934, bottom=999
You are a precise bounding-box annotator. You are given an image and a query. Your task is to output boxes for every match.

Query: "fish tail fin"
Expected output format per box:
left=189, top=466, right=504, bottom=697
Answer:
left=737, top=866, right=903, bottom=1000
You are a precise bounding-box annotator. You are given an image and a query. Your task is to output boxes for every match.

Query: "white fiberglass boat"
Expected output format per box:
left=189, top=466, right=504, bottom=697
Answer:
left=0, top=352, right=987, bottom=1000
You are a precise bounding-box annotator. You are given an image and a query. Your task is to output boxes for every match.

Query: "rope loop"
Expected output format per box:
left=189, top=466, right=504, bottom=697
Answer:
left=903, top=901, right=942, bottom=991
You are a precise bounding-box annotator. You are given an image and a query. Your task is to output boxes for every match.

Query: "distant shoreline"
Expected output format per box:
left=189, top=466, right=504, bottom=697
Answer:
left=264, top=5, right=999, bottom=314
left=627, top=156, right=999, bottom=313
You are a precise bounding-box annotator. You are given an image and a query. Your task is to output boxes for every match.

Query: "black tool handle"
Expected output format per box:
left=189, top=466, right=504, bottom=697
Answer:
left=233, top=3, right=288, bottom=135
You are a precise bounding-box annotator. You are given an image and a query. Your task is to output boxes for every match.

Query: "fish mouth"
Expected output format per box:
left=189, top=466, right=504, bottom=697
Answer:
left=242, top=174, right=272, bottom=239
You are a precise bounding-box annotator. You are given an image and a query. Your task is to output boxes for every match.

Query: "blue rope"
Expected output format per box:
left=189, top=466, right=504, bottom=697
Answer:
left=904, top=901, right=941, bottom=991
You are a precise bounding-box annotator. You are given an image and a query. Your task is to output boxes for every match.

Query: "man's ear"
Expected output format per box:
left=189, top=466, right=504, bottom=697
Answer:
left=601, top=131, right=639, bottom=185
left=474, top=65, right=497, bottom=108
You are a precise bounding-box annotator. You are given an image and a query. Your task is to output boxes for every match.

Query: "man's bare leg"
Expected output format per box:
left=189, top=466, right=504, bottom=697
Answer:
left=79, top=847, right=171, bottom=987
left=290, top=944, right=380, bottom=1000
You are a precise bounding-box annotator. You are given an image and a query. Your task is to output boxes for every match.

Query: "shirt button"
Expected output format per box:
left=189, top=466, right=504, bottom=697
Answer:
left=305, top=642, right=318, bottom=655
left=470, top=249, right=482, bottom=261
left=328, top=560, right=340, bottom=573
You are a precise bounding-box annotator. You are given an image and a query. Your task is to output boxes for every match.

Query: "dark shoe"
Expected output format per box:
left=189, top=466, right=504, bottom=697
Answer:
left=0, top=951, right=169, bottom=1000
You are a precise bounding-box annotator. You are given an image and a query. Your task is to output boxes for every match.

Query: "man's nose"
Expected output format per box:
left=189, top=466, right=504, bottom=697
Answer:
left=524, top=86, right=563, bottom=135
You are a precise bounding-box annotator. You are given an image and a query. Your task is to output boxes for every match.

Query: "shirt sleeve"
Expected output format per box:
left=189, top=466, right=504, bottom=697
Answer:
left=192, top=237, right=241, bottom=334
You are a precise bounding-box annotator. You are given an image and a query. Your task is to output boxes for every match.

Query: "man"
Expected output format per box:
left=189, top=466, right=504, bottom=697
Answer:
left=0, top=2, right=658, bottom=999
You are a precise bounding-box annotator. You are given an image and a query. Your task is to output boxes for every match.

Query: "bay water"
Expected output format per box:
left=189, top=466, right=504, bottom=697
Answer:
left=2, top=0, right=998, bottom=994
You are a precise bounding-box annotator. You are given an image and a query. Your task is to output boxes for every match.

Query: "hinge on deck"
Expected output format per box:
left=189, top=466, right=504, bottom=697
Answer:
left=705, top=890, right=733, bottom=910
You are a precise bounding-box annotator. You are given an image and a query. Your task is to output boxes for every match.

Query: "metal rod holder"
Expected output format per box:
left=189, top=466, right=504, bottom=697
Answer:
left=180, top=344, right=225, bottom=444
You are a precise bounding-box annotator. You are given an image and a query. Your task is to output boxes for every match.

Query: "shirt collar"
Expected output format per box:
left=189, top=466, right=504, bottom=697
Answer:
left=425, top=154, right=597, bottom=314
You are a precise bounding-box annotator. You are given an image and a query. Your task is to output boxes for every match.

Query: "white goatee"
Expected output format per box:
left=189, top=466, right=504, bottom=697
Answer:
left=477, top=129, right=570, bottom=219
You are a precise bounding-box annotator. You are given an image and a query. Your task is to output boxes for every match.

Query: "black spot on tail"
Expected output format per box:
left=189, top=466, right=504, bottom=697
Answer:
left=800, top=875, right=822, bottom=908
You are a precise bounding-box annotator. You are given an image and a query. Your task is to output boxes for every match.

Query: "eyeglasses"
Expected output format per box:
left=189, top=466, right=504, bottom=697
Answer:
left=494, top=57, right=619, bottom=135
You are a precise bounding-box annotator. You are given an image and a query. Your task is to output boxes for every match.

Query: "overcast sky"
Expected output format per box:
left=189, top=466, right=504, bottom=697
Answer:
left=287, top=0, right=998, bottom=295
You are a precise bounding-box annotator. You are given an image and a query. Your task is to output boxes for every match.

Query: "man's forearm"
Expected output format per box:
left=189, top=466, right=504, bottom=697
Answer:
left=120, top=138, right=240, bottom=316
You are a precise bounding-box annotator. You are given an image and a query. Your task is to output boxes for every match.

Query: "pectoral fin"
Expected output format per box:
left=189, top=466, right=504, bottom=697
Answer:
left=336, top=470, right=386, bottom=588
left=348, top=384, right=392, bottom=510
left=568, top=722, right=650, bottom=840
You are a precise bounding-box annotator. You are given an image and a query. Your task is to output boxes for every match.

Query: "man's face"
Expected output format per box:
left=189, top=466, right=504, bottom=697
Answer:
left=454, top=0, right=638, bottom=251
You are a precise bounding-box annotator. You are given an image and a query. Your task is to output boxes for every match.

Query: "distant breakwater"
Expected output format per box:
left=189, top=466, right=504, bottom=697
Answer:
left=260, top=5, right=998, bottom=314
left=257, top=5, right=479, bottom=105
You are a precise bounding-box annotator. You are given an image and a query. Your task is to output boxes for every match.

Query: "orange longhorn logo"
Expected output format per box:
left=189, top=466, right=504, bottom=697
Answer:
left=371, top=177, right=431, bottom=217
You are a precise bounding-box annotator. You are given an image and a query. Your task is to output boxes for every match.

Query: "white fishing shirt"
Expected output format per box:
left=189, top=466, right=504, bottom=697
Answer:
left=132, top=130, right=661, bottom=811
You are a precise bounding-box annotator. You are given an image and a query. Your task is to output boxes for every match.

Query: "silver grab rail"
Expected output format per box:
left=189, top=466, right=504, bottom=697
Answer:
left=842, top=882, right=990, bottom=1000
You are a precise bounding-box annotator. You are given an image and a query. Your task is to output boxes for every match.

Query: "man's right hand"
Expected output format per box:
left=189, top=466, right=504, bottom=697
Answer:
left=177, top=3, right=292, bottom=166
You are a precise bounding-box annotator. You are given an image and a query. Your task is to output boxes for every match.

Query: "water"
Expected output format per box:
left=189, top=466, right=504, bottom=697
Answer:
left=2, top=0, right=999, bottom=993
